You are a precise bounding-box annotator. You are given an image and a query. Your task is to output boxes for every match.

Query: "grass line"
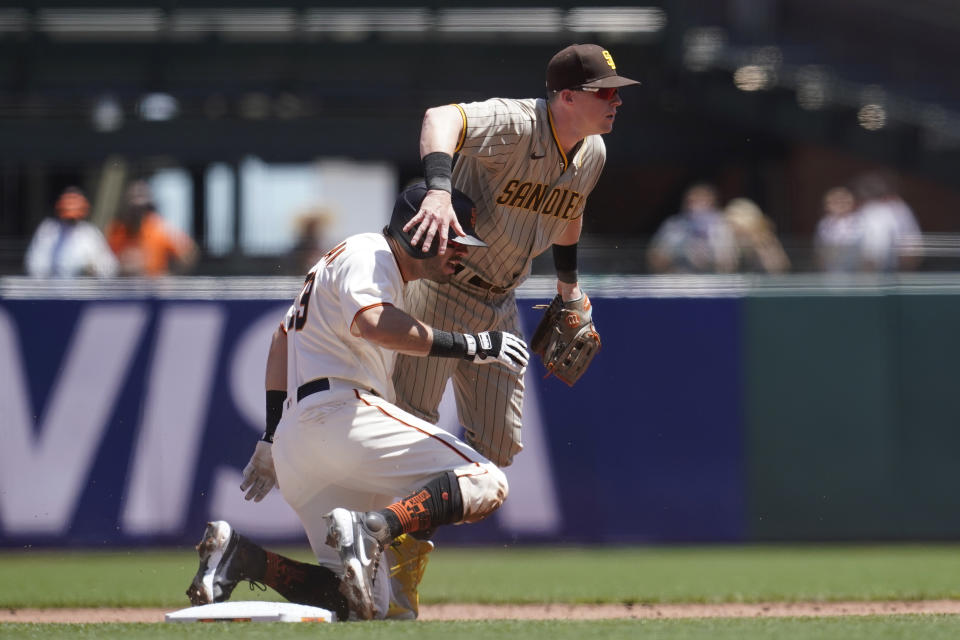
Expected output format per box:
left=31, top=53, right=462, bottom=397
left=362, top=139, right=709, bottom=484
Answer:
left=2, top=544, right=960, bottom=609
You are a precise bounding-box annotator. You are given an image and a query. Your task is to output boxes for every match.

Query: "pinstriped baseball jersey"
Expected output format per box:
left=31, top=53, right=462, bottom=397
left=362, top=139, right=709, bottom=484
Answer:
left=450, top=97, right=606, bottom=290
left=393, top=96, right=607, bottom=467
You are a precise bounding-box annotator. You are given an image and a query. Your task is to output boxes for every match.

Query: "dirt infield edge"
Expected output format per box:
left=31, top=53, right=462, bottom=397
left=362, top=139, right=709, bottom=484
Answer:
left=3, top=601, right=960, bottom=623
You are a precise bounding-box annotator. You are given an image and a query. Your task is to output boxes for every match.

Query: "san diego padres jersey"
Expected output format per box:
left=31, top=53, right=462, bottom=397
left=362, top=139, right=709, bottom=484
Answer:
left=450, top=97, right=606, bottom=289
left=282, top=233, right=404, bottom=402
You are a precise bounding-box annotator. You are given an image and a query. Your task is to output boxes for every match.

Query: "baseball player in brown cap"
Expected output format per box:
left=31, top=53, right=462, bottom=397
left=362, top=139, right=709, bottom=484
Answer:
left=396, top=43, right=639, bottom=465
left=384, top=43, right=639, bottom=617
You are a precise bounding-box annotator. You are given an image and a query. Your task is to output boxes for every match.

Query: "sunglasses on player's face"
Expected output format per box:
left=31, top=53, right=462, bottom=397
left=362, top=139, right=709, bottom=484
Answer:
left=572, top=86, right=619, bottom=100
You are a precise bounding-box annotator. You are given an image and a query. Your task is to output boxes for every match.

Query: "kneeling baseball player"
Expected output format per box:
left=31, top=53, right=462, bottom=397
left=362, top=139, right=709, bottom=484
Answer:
left=185, top=183, right=527, bottom=621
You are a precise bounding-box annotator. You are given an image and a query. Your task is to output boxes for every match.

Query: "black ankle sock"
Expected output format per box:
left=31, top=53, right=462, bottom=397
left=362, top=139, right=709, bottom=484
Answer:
left=380, top=471, right=463, bottom=538
left=263, top=552, right=350, bottom=621
left=235, top=534, right=267, bottom=581
left=238, top=536, right=349, bottom=621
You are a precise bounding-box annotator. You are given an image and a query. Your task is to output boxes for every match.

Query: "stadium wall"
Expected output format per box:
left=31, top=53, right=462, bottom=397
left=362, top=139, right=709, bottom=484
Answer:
left=1, top=276, right=956, bottom=547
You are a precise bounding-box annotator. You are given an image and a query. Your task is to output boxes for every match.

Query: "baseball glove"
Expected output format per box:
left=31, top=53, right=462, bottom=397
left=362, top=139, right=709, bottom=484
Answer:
left=530, top=294, right=601, bottom=386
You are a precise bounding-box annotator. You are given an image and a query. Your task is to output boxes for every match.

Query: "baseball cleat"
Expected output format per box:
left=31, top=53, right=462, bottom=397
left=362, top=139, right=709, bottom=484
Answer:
left=323, top=508, right=391, bottom=621
left=386, top=534, right=435, bottom=620
left=185, top=520, right=253, bottom=605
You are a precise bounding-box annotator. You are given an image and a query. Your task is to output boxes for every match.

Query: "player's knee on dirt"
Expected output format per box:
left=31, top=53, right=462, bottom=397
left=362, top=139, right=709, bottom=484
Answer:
left=457, top=462, right=508, bottom=523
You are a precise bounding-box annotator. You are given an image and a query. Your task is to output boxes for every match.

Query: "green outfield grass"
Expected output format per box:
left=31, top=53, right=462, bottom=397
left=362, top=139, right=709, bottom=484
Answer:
left=2, top=544, right=959, bottom=639
left=4, top=617, right=960, bottom=640
left=1, top=543, right=959, bottom=608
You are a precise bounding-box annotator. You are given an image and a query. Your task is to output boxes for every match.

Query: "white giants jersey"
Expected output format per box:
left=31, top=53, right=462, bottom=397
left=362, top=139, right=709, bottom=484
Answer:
left=450, top=97, right=606, bottom=289
left=282, top=233, right=404, bottom=402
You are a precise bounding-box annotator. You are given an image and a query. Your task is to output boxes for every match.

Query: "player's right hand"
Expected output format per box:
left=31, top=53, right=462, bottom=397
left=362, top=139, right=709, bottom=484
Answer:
left=466, top=331, right=529, bottom=373
left=404, top=190, right=465, bottom=255
left=240, top=440, right=277, bottom=502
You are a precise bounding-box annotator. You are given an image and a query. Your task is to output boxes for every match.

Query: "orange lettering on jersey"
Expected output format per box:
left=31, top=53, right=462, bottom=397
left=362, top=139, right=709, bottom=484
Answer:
left=326, top=245, right=347, bottom=264
left=322, top=241, right=347, bottom=266
left=497, top=180, right=519, bottom=204
left=509, top=181, right=532, bottom=207
left=323, top=241, right=346, bottom=260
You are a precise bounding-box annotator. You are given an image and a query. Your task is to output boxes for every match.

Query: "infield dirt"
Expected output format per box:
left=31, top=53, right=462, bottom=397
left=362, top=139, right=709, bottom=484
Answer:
left=3, top=601, right=960, bottom=623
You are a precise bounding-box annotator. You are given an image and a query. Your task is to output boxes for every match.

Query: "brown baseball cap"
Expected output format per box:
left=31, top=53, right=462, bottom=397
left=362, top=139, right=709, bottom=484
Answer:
left=546, top=43, right=640, bottom=91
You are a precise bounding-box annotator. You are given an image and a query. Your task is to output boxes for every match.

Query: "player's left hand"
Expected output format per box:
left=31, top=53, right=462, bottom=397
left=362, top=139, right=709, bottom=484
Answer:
left=557, top=280, right=583, bottom=302
left=240, top=440, right=277, bottom=502
left=530, top=294, right=601, bottom=386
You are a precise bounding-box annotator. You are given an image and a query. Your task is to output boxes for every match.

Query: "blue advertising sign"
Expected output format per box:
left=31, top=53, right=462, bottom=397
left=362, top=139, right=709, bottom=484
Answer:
left=0, top=291, right=744, bottom=547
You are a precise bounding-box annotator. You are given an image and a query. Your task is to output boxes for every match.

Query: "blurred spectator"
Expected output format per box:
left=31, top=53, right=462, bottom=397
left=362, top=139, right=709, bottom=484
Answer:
left=24, top=186, right=118, bottom=278
left=853, top=172, right=922, bottom=271
left=106, top=181, right=198, bottom=276
left=647, top=183, right=737, bottom=273
left=723, top=197, right=790, bottom=273
left=814, top=186, right=864, bottom=273
left=284, top=207, right=334, bottom=275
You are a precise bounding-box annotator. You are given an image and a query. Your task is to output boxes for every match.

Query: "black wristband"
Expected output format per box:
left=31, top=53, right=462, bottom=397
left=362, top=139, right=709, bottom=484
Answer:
left=263, top=390, right=287, bottom=443
left=553, top=243, right=578, bottom=284
left=429, top=329, right=470, bottom=358
left=422, top=151, right=453, bottom=193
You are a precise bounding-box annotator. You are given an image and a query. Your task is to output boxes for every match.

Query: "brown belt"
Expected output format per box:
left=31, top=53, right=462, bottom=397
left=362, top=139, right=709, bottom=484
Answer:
left=453, top=265, right=509, bottom=294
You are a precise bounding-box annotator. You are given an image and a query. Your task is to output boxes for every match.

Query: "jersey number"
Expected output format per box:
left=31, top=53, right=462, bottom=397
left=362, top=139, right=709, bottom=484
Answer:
left=290, top=242, right=346, bottom=331
left=292, top=270, right=317, bottom=331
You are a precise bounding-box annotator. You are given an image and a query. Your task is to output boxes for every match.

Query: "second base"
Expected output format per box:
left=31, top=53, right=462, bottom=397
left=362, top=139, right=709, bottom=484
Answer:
left=165, top=601, right=335, bottom=623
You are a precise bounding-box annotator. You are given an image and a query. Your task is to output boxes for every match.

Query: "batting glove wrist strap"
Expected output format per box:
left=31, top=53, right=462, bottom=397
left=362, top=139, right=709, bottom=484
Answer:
left=263, top=390, right=287, bottom=443
left=463, top=333, right=478, bottom=358
left=429, top=328, right=470, bottom=358
left=429, top=330, right=528, bottom=372
left=423, top=151, right=453, bottom=193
